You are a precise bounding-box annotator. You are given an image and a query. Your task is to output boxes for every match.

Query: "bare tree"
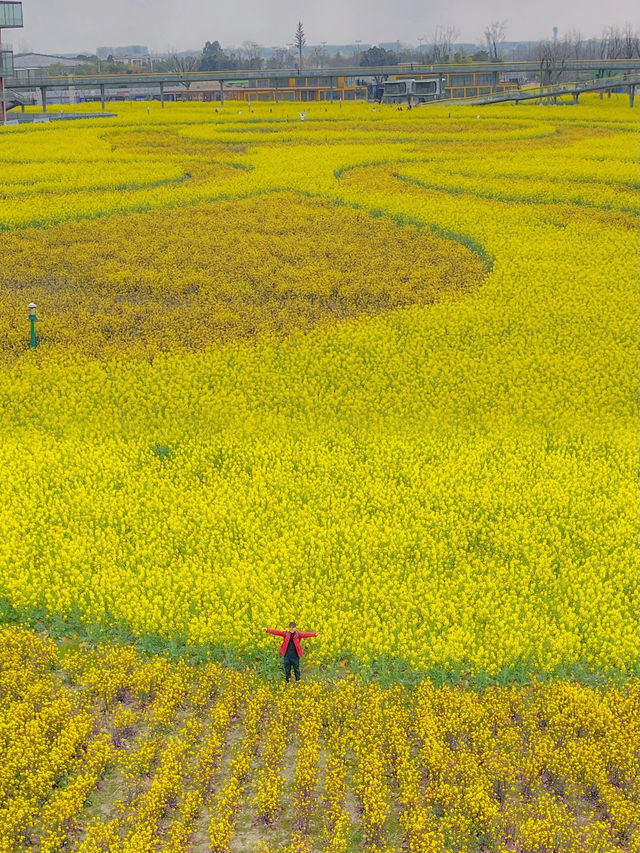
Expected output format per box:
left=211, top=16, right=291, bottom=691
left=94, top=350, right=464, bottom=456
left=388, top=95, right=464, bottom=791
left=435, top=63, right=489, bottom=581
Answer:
left=566, top=29, right=584, bottom=60
left=621, top=22, right=640, bottom=58
left=602, top=26, right=620, bottom=59
left=294, top=21, right=306, bottom=70
left=266, top=47, right=294, bottom=69
left=484, top=21, right=507, bottom=61
left=167, top=53, right=199, bottom=89
left=307, top=45, right=328, bottom=69
left=598, top=25, right=639, bottom=60
left=240, top=41, right=263, bottom=69
left=430, top=25, right=459, bottom=64
left=537, top=37, right=571, bottom=86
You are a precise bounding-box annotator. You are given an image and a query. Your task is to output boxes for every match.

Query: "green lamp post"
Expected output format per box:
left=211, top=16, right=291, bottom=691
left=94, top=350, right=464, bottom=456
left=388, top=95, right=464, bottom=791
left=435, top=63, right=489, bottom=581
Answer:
left=28, top=301, right=42, bottom=348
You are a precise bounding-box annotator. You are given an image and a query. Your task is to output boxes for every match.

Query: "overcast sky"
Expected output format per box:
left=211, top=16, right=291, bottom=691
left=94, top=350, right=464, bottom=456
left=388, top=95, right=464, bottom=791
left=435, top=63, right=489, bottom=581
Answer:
left=12, top=0, right=640, bottom=55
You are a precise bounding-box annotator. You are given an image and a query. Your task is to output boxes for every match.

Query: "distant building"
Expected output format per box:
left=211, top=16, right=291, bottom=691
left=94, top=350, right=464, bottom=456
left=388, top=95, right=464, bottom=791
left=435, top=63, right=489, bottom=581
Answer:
left=115, top=55, right=152, bottom=68
left=97, top=45, right=149, bottom=60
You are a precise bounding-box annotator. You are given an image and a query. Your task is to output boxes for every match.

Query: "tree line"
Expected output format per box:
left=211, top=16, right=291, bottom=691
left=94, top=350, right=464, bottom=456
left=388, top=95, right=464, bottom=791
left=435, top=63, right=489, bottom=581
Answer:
left=46, top=21, right=640, bottom=80
left=188, top=22, right=640, bottom=73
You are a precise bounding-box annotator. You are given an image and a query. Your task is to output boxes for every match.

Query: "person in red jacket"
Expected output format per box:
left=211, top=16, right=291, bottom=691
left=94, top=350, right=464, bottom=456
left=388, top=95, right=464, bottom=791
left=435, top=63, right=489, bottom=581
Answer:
left=264, top=622, right=318, bottom=682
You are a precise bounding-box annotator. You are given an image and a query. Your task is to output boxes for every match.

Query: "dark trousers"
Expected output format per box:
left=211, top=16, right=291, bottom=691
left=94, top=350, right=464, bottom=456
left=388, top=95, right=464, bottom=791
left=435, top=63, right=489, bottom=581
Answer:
left=284, top=656, right=300, bottom=682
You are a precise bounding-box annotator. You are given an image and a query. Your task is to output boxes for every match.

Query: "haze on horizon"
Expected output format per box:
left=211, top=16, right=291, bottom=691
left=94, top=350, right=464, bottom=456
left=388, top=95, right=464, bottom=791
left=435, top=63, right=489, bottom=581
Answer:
left=12, top=0, right=640, bottom=55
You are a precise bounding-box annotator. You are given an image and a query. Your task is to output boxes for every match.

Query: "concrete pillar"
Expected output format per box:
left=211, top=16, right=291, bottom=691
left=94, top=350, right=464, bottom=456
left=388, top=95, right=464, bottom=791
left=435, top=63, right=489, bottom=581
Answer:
left=220, top=80, right=224, bottom=105
left=275, top=78, right=279, bottom=104
left=40, top=86, right=47, bottom=112
left=160, top=81, right=165, bottom=108
left=573, top=92, right=579, bottom=104
left=439, top=73, right=444, bottom=99
left=630, top=84, right=636, bottom=108
left=100, top=84, right=105, bottom=111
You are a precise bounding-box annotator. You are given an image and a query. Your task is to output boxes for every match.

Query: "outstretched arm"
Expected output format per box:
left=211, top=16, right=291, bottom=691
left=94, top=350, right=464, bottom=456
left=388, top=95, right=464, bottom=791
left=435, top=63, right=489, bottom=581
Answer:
left=265, top=628, right=286, bottom=637
left=297, top=631, right=318, bottom=638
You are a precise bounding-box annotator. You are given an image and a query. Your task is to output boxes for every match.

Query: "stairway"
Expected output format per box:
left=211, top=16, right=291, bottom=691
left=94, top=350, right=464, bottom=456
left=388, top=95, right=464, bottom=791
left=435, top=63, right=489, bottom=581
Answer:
left=4, top=88, right=29, bottom=111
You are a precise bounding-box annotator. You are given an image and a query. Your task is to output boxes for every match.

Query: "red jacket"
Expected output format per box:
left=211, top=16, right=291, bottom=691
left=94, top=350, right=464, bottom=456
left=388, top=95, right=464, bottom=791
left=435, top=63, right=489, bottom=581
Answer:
left=266, top=628, right=317, bottom=657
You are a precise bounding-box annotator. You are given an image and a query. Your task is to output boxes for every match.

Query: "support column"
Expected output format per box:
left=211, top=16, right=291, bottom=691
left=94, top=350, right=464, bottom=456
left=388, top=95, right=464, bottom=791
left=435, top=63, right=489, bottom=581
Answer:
left=100, top=83, right=105, bottom=111
left=275, top=78, right=279, bottom=104
left=220, top=80, right=224, bottom=105
left=630, top=84, right=636, bottom=108
left=438, top=72, right=444, bottom=99
left=40, top=86, right=47, bottom=112
left=160, top=81, right=165, bottom=108
left=329, top=75, right=333, bottom=102
left=573, top=92, right=579, bottom=105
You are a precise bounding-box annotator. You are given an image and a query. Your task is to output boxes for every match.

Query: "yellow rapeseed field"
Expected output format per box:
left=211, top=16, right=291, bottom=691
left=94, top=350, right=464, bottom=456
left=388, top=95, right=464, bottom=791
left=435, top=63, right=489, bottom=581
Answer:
left=0, top=97, right=637, bottom=684
left=0, top=627, right=637, bottom=852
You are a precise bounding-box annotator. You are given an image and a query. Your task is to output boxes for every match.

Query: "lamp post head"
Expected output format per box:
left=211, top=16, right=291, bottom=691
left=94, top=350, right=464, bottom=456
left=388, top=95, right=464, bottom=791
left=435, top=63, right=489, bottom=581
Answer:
left=28, top=302, right=37, bottom=317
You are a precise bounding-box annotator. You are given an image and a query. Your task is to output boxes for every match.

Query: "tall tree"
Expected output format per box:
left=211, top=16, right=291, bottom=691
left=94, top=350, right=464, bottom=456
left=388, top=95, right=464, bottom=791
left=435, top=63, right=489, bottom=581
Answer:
left=307, top=45, right=328, bottom=69
left=240, top=41, right=263, bottom=70
left=266, top=47, right=293, bottom=69
left=566, top=29, right=584, bottom=60
left=597, top=24, right=639, bottom=61
left=199, top=40, right=236, bottom=72
left=167, top=53, right=199, bottom=89
left=619, top=23, right=640, bottom=58
left=484, top=20, right=507, bottom=61
left=294, top=21, right=306, bottom=70
left=360, top=46, right=398, bottom=83
left=360, top=46, right=398, bottom=67
left=430, top=25, right=459, bottom=64
left=537, top=36, right=571, bottom=86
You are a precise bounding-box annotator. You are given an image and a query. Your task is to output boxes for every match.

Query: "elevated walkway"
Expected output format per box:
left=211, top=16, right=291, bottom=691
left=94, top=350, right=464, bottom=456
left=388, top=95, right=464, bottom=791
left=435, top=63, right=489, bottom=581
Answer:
left=3, top=109, right=117, bottom=125
left=471, top=74, right=640, bottom=107
left=4, top=58, right=640, bottom=112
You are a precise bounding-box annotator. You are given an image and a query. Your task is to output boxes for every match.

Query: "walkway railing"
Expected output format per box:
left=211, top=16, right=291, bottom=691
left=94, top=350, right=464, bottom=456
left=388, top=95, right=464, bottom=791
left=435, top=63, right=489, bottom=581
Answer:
left=472, top=73, right=640, bottom=106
